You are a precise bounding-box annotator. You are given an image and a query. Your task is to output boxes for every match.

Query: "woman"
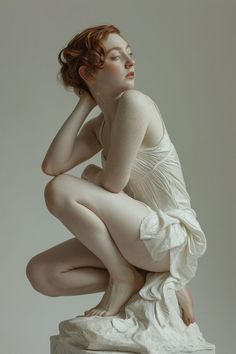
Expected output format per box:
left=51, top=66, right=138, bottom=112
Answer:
left=26, top=24, right=205, bottom=327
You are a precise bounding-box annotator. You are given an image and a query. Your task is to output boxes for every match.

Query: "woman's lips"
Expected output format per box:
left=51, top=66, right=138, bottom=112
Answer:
left=125, top=72, right=135, bottom=78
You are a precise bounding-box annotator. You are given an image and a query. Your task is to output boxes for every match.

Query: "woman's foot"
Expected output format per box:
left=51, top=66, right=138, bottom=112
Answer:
left=176, top=286, right=196, bottom=326
left=84, top=266, right=145, bottom=317
left=84, top=280, right=112, bottom=317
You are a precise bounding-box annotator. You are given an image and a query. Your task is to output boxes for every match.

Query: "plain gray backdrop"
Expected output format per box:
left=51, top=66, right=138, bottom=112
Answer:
left=0, top=0, right=235, bottom=353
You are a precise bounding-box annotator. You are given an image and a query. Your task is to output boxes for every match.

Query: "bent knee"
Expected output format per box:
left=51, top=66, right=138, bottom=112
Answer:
left=25, top=256, right=59, bottom=297
left=44, top=175, right=69, bottom=215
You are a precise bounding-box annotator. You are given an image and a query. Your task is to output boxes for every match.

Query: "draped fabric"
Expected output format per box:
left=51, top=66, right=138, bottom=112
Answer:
left=100, top=100, right=207, bottom=307
left=58, top=98, right=215, bottom=353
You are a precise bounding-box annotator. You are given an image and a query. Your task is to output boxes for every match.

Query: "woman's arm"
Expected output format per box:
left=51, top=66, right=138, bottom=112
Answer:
left=98, top=90, right=149, bottom=193
left=41, top=98, right=96, bottom=174
left=81, top=164, right=103, bottom=186
left=81, top=164, right=125, bottom=194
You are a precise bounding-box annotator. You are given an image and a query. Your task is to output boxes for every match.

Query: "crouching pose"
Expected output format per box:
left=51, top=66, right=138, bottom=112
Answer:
left=26, top=24, right=196, bottom=326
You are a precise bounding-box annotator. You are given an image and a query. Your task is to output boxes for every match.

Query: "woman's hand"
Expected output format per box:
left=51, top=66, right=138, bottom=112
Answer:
left=73, top=87, right=97, bottom=110
left=81, top=164, right=103, bottom=186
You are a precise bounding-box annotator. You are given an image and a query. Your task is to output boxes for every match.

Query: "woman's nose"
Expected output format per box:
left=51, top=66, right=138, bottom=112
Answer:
left=126, top=57, right=135, bottom=67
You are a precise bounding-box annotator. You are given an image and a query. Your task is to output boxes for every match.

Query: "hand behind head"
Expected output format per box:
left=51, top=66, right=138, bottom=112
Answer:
left=73, top=87, right=97, bottom=109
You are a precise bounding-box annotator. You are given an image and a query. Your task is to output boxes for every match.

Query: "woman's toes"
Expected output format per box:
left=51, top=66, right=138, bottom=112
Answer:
left=90, top=309, right=106, bottom=317
left=88, top=309, right=97, bottom=316
left=85, top=308, right=96, bottom=317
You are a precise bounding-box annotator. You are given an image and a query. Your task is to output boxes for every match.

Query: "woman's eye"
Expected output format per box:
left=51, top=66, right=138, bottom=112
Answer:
left=111, top=53, right=134, bottom=60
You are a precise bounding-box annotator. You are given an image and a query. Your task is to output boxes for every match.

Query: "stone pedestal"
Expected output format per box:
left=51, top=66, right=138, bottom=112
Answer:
left=50, top=273, right=215, bottom=353
left=50, top=335, right=215, bottom=354
left=50, top=335, right=131, bottom=353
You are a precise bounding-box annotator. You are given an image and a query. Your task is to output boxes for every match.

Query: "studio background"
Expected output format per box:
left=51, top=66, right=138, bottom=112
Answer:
left=0, top=1, right=235, bottom=353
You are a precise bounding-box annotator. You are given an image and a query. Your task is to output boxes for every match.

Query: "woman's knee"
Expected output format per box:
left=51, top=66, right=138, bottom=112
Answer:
left=44, top=175, right=69, bottom=215
left=25, top=255, right=59, bottom=297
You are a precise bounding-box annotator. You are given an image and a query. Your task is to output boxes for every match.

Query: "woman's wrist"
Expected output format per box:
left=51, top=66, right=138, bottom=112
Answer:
left=75, top=98, right=94, bottom=116
left=81, top=164, right=104, bottom=186
left=74, top=89, right=97, bottom=112
left=93, top=169, right=104, bottom=186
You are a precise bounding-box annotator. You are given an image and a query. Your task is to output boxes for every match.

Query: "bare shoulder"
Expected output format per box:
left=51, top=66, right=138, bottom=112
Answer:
left=118, top=89, right=151, bottom=107
left=117, top=90, right=160, bottom=121
left=118, top=89, right=164, bottom=149
left=117, top=89, right=159, bottom=118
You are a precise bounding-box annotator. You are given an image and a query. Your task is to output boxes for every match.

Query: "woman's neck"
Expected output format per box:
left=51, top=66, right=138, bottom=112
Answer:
left=91, top=88, right=126, bottom=125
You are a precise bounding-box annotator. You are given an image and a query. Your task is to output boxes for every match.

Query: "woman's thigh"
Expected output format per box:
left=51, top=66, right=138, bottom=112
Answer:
left=28, top=237, right=107, bottom=274
left=44, top=174, right=170, bottom=272
left=26, top=238, right=148, bottom=279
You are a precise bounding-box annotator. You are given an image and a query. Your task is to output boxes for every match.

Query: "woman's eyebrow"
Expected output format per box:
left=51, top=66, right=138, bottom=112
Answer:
left=106, top=44, right=131, bottom=54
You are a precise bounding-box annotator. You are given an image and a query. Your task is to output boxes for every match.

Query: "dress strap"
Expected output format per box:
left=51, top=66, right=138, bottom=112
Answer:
left=151, top=98, right=166, bottom=138
left=145, top=94, right=165, bottom=126
left=98, top=118, right=105, bottom=147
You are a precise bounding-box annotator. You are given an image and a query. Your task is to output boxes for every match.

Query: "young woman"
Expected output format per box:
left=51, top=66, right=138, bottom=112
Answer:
left=26, top=24, right=206, bottom=327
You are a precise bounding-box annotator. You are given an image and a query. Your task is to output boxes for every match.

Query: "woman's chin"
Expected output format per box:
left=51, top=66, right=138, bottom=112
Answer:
left=123, top=81, right=135, bottom=90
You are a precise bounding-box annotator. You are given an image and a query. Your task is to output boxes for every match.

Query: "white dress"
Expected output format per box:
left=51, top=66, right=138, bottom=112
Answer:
left=58, top=97, right=215, bottom=353
left=100, top=98, right=207, bottom=290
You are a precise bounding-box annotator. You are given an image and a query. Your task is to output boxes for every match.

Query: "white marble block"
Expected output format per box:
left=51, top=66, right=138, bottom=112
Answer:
left=50, top=335, right=131, bottom=354
left=50, top=273, right=215, bottom=354
left=50, top=335, right=215, bottom=354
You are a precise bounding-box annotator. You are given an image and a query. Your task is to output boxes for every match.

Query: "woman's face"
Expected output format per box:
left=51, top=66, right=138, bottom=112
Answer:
left=93, top=33, right=136, bottom=94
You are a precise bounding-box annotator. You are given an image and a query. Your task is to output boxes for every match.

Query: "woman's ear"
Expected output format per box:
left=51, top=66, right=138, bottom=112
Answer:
left=78, top=66, right=94, bottom=82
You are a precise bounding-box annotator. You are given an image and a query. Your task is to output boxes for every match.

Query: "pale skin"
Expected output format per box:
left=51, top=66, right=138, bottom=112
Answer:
left=26, top=33, right=195, bottom=325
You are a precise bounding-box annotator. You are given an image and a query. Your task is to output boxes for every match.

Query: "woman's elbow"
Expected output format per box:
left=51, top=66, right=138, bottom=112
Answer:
left=41, top=162, right=61, bottom=176
left=103, top=179, right=127, bottom=194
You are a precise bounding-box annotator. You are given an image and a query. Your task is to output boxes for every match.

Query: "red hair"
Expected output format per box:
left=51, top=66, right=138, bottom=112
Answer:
left=57, top=24, right=121, bottom=94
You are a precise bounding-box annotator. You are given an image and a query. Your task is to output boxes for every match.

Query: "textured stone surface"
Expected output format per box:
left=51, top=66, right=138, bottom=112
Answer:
left=50, top=335, right=215, bottom=354
left=50, top=335, right=131, bottom=354
left=54, top=271, right=215, bottom=354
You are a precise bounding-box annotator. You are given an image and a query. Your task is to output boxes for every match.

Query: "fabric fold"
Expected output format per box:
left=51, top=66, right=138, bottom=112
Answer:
left=138, top=207, right=207, bottom=327
left=57, top=97, right=215, bottom=353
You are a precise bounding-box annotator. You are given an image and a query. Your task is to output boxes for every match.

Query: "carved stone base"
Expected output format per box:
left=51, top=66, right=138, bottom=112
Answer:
left=50, top=272, right=215, bottom=353
left=50, top=335, right=131, bottom=353
left=50, top=335, right=215, bottom=354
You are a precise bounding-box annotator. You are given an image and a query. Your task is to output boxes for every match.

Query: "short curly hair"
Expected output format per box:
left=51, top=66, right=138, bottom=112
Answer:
left=57, top=24, right=121, bottom=95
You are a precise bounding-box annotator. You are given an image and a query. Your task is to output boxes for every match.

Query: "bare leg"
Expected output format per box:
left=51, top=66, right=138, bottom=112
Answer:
left=45, top=195, right=145, bottom=316
left=176, top=287, right=196, bottom=326
left=26, top=237, right=111, bottom=297
left=54, top=267, right=109, bottom=295
left=26, top=237, right=147, bottom=317
left=44, top=175, right=171, bottom=317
